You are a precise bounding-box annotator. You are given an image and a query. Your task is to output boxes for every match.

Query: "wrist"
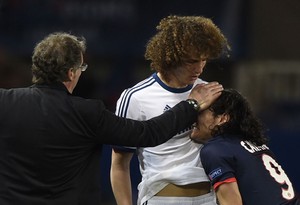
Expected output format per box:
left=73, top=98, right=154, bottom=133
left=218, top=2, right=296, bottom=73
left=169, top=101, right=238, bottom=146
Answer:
left=186, top=99, right=200, bottom=112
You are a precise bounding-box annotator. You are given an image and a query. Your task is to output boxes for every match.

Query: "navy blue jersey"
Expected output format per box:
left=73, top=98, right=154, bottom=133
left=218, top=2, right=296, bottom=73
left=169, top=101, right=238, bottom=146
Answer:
left=201, top=134, right=300, bottom=205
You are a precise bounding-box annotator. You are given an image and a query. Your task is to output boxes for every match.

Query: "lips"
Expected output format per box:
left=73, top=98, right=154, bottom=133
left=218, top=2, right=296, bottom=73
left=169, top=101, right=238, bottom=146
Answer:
left=190, top=76, right=198, bottom=81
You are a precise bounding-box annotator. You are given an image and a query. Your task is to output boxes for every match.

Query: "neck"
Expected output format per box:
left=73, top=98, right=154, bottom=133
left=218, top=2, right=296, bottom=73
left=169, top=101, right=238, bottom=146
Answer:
left=62, top=81, right=74, bottom=93
left=157, top=72, right=188, bottom=88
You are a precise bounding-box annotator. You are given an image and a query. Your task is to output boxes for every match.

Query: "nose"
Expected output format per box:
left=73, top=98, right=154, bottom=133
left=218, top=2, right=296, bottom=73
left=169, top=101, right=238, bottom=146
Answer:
left=199, top=59, right=207, bottom=68
left=194, top=60, right=206, bottom=74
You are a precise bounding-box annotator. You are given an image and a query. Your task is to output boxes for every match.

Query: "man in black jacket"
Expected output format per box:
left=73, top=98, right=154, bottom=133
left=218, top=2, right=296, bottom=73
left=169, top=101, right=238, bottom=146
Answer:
left=0, top=32, right=223, bottom=205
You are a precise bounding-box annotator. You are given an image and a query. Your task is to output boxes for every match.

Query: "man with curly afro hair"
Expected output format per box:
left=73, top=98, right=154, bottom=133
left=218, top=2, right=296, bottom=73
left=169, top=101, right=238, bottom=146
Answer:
left=111, top=15, right=230, bottom=205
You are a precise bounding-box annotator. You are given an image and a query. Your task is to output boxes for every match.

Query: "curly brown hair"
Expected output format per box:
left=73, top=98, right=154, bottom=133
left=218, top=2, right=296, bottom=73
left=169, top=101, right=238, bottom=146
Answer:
left=145, top=15, right=230, bottom=80
left=31, top=32, right=86, bottom=84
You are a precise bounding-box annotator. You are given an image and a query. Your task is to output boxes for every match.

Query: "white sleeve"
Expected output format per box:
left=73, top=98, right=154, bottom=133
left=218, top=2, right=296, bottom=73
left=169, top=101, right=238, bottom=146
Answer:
left=114, top=89, right=142, bottom=151
left=115, top=89, right=142, bottom=120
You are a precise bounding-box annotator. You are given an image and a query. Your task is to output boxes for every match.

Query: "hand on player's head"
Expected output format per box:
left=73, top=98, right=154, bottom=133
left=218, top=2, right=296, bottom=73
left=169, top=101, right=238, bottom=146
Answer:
left=188, top=82, right=223, bottom=111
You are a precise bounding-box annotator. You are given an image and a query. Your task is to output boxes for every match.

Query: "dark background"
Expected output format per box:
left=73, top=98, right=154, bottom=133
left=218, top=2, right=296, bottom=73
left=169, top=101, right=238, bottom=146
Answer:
left=0, top=0, right=299, bottom=204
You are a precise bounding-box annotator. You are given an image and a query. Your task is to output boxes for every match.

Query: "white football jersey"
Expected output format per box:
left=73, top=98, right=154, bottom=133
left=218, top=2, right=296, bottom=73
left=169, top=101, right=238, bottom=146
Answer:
left=115, top=73, right=209, bottom=204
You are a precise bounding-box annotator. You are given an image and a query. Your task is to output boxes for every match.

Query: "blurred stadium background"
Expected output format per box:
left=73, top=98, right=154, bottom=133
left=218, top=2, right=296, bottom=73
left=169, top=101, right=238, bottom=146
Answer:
left=0, top=0, right=299, bottom=204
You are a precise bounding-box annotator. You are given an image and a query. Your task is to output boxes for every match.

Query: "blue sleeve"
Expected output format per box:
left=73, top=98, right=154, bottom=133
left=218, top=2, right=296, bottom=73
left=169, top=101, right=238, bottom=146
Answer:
left=200, top=143, right=236, bottom=186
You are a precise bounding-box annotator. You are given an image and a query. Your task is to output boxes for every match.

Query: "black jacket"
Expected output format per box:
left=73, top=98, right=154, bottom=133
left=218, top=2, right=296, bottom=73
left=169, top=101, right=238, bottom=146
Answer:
left=0, top=83, right=197, bottom=205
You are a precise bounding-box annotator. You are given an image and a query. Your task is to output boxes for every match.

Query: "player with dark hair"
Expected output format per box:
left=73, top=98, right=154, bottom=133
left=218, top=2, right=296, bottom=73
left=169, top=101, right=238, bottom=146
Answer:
left=191, top=89, right=300, bottom=205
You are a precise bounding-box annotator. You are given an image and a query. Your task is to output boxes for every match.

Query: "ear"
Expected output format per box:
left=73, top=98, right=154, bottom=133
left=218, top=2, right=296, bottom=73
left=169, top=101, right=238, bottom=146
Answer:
left=68, top=69, right=76, bottom=81
left=218, top=113, right=230, bottom=126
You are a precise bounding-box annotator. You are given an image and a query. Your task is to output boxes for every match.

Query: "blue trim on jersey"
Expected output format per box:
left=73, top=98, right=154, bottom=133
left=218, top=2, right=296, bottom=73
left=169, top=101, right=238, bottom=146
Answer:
left=117, top=76, right=156, bottom=118
left=117, top=73, right=195, bottom=118
left=152, top=73, right=193, bottom=93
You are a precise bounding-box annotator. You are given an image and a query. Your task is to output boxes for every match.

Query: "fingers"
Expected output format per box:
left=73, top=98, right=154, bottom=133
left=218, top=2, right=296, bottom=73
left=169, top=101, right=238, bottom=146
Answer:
left=188, top=81, right=223, bottom=111
left=204, top=82, right=223, bottom=90
left=192, top=82, right=223, bottom=96
left=205, top=82, right=223, bottom=95
left=194, top=82, right=223, bottom=91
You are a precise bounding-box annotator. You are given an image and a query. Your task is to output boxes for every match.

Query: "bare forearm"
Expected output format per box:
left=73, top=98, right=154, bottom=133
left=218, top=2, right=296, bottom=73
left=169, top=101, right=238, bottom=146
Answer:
left=111, top=169, right=132, bottom=205
left=216, top=182, right=243, bottom=205
left=110, top=150, right=134, bottom=205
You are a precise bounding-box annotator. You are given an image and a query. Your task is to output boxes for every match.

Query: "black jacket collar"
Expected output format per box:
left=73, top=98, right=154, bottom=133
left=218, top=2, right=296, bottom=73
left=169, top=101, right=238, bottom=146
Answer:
left=31, top=82, right=70, bottom=94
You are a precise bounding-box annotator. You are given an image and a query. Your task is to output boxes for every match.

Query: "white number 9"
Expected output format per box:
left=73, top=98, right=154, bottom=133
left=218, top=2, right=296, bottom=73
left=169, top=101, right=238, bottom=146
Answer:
left=262, top=154, right=295, bottom=200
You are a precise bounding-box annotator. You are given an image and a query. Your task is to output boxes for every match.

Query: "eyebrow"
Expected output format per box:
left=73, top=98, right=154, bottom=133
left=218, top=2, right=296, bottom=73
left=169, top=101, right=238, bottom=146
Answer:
left=185, top=59, right=200, bottom=64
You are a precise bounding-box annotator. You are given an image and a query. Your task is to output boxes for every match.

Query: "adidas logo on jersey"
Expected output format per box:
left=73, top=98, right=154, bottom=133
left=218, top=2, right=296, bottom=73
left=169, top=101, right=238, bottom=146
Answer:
left=163, top=104, right=171, bottom=112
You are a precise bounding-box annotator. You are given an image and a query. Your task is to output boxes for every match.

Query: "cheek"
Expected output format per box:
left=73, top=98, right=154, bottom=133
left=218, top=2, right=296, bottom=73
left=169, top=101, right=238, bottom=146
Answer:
left=203, top=118, right=215, bottom=130
left=76, top=70, right=82, bottom=78
left=201, top=118, right=216, bottom=134
left=191, top=128, right=200, bottom=138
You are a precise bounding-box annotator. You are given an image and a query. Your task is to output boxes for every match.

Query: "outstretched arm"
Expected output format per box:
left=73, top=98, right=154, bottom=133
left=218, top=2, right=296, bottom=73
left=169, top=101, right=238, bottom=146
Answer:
left=111, top=149, right=134, bottom=205
left=216, top=182, right=243, bottom=205
left=99, top=81, right=223, bottom=147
